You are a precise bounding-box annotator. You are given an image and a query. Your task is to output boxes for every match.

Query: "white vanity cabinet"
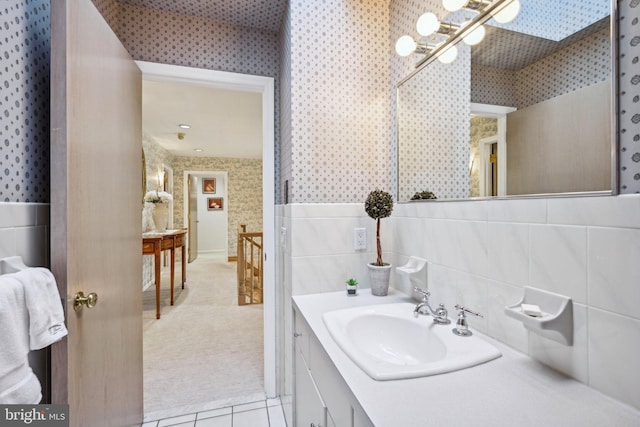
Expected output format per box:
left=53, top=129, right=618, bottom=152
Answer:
left=294, top=308, right=373, bottom=427
left=295, top=350, right=329, bottom=427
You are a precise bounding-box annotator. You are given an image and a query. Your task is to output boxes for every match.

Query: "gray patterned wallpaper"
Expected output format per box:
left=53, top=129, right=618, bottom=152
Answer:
left=1, top=1, right=639, bottom=203
left=0, top=0, right=50, bottom=202
left=286, top=0, right=392, bottom=203
left=619, top=0, right=640, bottom=193
left=279, top=1, right=292, bottom=202
left=397, top=46, right=471, bottom=201
left=472, top=27, right=611, bottom=109
left=116, top=0, right=286, bottom=32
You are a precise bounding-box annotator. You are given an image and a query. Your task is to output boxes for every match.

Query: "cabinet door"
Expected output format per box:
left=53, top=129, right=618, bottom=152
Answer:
left=295, top=350, right=327, bottom=427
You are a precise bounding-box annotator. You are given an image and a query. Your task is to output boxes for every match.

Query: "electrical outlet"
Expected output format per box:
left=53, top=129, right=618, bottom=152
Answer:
left=354, top=228, right=366, bottom=250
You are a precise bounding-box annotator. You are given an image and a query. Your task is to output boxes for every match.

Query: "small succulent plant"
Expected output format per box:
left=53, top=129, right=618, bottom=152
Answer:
left=346, top=278, right=358, bottom=286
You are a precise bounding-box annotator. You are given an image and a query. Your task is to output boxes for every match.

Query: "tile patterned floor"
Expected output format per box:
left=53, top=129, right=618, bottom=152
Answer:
left=141, top=398, right=286, bottom=427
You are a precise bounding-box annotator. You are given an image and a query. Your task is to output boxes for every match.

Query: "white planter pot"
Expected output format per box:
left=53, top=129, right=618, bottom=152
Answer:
left=367, top=263, right=391, bottom=296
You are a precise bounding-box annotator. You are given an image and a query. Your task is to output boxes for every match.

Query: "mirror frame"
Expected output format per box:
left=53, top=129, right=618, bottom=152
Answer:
left=396, top=0, right=619, bottom=202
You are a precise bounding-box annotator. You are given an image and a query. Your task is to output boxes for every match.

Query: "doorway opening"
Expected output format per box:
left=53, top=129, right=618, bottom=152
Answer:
left=470, top=103, right=516, bottom=197
left=138, top=61, right=276, bottom=419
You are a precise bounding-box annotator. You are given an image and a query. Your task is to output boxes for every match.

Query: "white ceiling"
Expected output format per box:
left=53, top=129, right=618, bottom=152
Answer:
left=142, top=80, right=263, bottom=159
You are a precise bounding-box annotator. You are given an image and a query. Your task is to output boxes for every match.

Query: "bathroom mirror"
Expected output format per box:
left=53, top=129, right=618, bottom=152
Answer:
left=397, top=0, right=615, bottom=202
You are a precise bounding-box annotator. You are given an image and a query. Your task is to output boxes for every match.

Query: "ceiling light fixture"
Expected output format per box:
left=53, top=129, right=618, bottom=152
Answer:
left=194, top=148, right=203, bottom=152
left=178, top=124, right=191, bottom=129
left=394, top=0, right=520, bottom=66
left=178, top=132, right=186, bottom=140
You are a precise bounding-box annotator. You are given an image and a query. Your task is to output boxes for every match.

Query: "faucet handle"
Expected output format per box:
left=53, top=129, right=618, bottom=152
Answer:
left=454, top=304, right=483, bottom=318
left=413, top=286, right=430, bottom=299
left=452, top=305, right=482, bottom=337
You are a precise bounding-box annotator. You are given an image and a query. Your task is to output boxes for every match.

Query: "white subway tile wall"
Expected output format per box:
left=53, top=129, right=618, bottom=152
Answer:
left=0, top=203, right=49, bottom=267
left=280, top=194, right=640, bottom=411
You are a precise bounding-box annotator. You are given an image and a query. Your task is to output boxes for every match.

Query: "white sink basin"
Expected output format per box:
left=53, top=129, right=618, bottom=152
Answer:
left=322, top=303, right=501, bottom=381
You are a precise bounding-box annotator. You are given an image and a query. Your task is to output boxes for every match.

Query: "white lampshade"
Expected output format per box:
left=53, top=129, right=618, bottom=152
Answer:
left=395, top=35, right=417, bottom=57
left=492, top=0, right=521, bottom=24
left=437, top=44, right=458, bottom=64
left=416, top=12, right=440, bottom=36
left=442, top=0, right=468, bottom=12
left=463, top=24, right=486, bottom=45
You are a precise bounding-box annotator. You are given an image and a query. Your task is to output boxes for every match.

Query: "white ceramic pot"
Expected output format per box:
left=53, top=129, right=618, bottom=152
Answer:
left=367, top=263, right=391, bottom=296
left=151, top=203, right=169, bottom=232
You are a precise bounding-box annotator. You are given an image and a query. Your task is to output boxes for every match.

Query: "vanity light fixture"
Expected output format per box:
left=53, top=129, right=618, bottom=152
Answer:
left=461, top=20, right=486, bottom=45
left=394, top=0, right=520, bottom=64
left=437, top=43, right=458, bottom=64
left=491, top=0, right=521, bottom=23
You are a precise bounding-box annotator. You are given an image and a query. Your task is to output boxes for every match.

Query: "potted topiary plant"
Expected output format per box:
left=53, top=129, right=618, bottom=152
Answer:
left=364, top=189, right=394, bottom=296
left=345, top=278, right=358, bottom=296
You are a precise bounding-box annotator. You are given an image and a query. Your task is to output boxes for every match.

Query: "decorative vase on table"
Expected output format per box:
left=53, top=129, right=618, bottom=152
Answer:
left=144, top=190, right=173, bottom=233
left=151, top=203, right=169, bottom=232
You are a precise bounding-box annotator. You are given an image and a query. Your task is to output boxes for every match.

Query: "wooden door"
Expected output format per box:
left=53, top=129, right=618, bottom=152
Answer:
left=50, top=1, right=143, bottom=426
left=188, top=174, right=199, bottom=262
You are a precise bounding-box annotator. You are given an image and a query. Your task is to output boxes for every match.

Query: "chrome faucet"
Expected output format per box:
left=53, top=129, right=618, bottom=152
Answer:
left=452, top=304, right=483, bottom=337
left=413, top=287, right=450, bottom=324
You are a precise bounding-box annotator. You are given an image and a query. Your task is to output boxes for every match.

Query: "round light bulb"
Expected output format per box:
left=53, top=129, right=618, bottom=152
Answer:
left=416, top=12, right=440, bottom=36
left=395, top=35, right=417, bottom=57
left=463, top=24, right=486, bottom=46
left=438, top=44, right=458, bottom=64
left=493, top=0, right=521, bottom=24
left=442, top=0, right=468, bottom=12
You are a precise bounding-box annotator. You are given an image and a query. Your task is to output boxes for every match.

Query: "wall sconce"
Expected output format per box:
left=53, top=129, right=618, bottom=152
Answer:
left=395, top=0, right=521, bottom=65
left=157, top=164, right=165, bottom=190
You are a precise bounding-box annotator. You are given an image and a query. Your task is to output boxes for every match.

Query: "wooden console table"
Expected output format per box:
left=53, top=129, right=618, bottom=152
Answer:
left=142, top=229, right=187, bottom=319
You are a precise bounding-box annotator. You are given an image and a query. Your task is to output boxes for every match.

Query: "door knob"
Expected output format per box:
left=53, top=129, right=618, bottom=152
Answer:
left=74, top=291, right=98, bottom=312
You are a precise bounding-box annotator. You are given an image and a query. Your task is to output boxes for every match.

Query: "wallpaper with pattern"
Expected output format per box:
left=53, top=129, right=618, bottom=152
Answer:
left=472, top=27, right=611, bottom=109
left=397, top=46, right=471, bottom=201
left=278, top=1, right=292, bottom=204
left=619, top=0, right=640, bottom=193
left=0, top=0, right=50, bottom=202
left=1, top=1, right=639, bottom=204
left=170, top=155, right=263, bottom=256
left=481, top=0, right=609, bottom=41
left=287, top=0, right=392, bottom=203
left=116, top=0, right=286, bottom=32
left=92, top=0, right=284, bottom=203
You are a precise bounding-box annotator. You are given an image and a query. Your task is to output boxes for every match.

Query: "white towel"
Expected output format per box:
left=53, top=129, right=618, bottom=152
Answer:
left=0, top=268, right=68, bottom=404
left=14, top=268, right=68, bottom=350
left=0, top=275, right=41, bottom=404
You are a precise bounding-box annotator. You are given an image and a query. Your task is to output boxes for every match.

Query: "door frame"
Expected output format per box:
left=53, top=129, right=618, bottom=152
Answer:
left=136, top=61, right=276, bottom=397
left=183, top=170, right=230, bottom=259
left=478, top=135, right=499, bottom=197
left=471, top=103, right=516, bottom=197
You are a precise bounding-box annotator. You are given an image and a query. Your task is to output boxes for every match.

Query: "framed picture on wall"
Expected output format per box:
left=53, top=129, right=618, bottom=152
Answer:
left=202, top=178, right=216, bottom=194
left=207, top=197, right=224, bottom=211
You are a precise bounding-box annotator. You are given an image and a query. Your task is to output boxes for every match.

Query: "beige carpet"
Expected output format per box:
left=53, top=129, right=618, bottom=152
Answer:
left=142, top=254, right=264, bottom=416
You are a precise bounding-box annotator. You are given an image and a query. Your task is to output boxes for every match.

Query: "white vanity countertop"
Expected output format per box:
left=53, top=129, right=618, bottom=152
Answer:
left=293, top=289, right=640, bottom=427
